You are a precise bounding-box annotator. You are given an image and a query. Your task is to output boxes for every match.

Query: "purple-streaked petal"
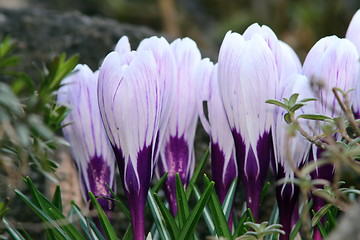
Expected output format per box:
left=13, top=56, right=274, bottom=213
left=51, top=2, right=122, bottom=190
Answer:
left=57, top=64, right=116, bottom=212
left=303, top=36, right=359, bottom=118
left=271, top=74, right=312, bottom=238
left=157, top=135, right=190, bottom=215
left=346, top=10, right=360, bottom=119
left=137, top=36, right=176, bottom=162
left=278, top=41, right=302, bottom=84
left=196, top=58, right=238, bottom=206
left=98, top=48, right=161, bottom=240
left=218, top=28, right=279, bottom=219
left=156, top=37, right=201, bottom=215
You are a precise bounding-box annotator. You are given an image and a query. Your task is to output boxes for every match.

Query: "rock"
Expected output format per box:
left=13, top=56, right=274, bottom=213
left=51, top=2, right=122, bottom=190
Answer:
left=0, top=7, right=158, bottom=73
left=327, top=202, right=360, bottom=240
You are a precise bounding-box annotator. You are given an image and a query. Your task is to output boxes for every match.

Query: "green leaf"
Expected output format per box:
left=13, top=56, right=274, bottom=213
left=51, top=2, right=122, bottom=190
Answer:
left=147, top=190, right=172, bottom=240
left=106, top=183, right=131, bottom=220
left=123, top=225, right=133, bottom=240
left=153, top=193, right=179, bottom=239
left=289, top=103, right=305, bottom=113
left=300, top=98, right=317, bottom=103
left=289, top=219, right=302, bottom=240
left=311, top=203, right=332, bottom=227
left=297, top=114, right=332, bottom=121
left=177, top=181, right=215, bottom=240
left=193, top=185, right=215, bottom=236
left=52, top=186, right=62, bottom=212
left=203, top=175, right=232, bottom=239
left=265, top=100, right=289, bottom=111
left=15, top=189, right=70, bottom=240
left=288, top=93, right=299, bottom=106
left=260, top=182, right=270, bottom=205
left=186, top=148, right=209, bottom=199
left=176, top=173, right=190, bottom=229
left=315, top=219, right=327, bottom=239
left=284, top=113, right=291, bottom=124
left=152, top=172, right=168, bottom=194
left=68, top=203, right=104, bottom=240
left=233, top=210, right=248, bottom=237
left=89, top=192, right=118, bottom=240
left=22, top=177, right=82, bottom=239
left=2, top=218, right=26, bottom=240
left=222, top=177, right=237, bottom=221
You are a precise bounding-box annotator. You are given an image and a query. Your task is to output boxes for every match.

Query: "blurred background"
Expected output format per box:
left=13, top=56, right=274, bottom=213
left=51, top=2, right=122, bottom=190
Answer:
left=1, top=0, right=360, bottom=61
left=0, top=0, right=360, bottom=237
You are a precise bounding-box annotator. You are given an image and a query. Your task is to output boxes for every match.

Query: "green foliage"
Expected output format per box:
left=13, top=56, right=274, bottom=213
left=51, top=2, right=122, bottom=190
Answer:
left=0, top=36, right=78, bottom=186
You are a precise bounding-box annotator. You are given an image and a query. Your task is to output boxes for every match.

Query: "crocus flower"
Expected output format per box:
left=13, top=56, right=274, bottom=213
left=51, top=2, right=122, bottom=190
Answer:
left=196, top=59, right=238, bottom=215
left=57, top=64, right=116, bottom=217
left=272, top=74, right=312, bottom=240
left=302, top=36, right=359, bottom=240
left=218, top=24, right=284, bottom=219
left=98, top=43, right=166, bottom=239
left=346, top=9, right=360, bottom=118
left=156, top=37, right=201, bottom=216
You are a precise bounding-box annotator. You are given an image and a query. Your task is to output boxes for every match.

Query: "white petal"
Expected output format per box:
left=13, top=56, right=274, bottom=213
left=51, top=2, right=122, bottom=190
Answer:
left=114, top=36, right=131, bottom=55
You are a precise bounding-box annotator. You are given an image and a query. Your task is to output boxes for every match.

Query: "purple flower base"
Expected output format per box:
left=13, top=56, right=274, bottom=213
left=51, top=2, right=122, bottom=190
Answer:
left=84, top=155, right=115, bottom=235
left=309, top=147, right=334, bottom=240
left=211, top=141, right=237, bottom=228
left=157, top=135, right=191, bottom=216
left=233, top=131, right=272, bottom=220
left=114, top=145, right=153, bottom=240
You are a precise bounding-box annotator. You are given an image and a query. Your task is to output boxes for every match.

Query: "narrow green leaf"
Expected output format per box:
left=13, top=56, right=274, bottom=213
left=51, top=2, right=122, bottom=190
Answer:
left=222, top=177, right=238, bottom=221
left=106, top=183, right=131, bottom=219
left=147, top=191, right=171, bottom=240
left=315, top=220, right=327, bottom=239
left=123, top=225, right=133, bottom=240
left=289, top=219, right=302, bottom=240
left=247, top=209, right=255, bottom=223
left=153, top=193, right=179, bottom=239
left=2, top=218, right=26, bottom=240
left=233, top=211, right=248, bottom=237
left=288, top=93, right=299, bottom=106
left=89, top=192, right=118, bottom=240
left=203, top=175, right=232, bottom=239
left=177, top=181, right=215, bottom=240
left=265, top=100, right=289, bottom=111
left=298, top=114, right=332, bottom=121
left=325, top=206, right=337, bottom=229
left=23, top=177, right=82, bottom=239
left=260, top=182, right=270, bottom=205
left=152, top=172, right=168, bottom=194
left=176, top=173, right=190, bottom=229
left=289, top=103, right=305, bottom=113
left=193, top=185, right=216, bottom=236
left=52, top=186, right=62, bottom=212
left=186, top=148, right=209, bottom=199
left=68, top=203, right=103, bottom=240
left=311, top=204, right=332, bottom=227
left=15, top=189, right=70, bottom=240
left=300, top=98, right=317, bottom=103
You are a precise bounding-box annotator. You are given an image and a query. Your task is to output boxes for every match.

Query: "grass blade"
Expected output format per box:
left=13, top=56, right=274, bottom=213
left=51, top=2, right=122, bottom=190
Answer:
left=89, top=192, right=118, bottom=240
left=193, top=185, right=216, bottom=235
left=52, top=186, right=62, bottom=212
left=222, top=177, right=238, bottom=220
left=203, top=175, right=232, bottom=239
left=2, top=218, right=26, bottom=240
left=186, top=149, right=209, bottom=199
left=176, top=173, right=190, bottom=229
left=177, top=181, right=215, bottom=240
left=153, top=193, right=179, bottom=239
left=147, top=190, right=171, bottom=240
